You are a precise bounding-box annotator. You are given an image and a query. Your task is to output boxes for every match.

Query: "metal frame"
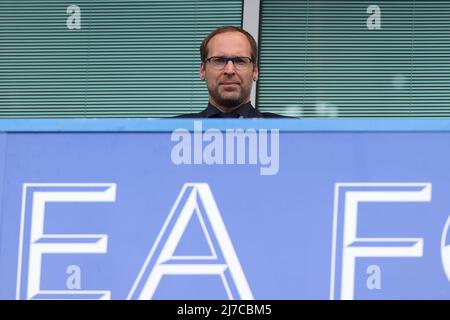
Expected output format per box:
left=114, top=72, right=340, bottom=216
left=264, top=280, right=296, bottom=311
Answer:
left=242, top=0, right=261, bottom=108
left=0, top=118, right=449, bottom=132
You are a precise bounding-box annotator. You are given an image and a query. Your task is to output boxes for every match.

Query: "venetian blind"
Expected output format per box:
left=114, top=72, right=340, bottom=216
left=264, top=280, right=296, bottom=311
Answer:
left=258, top=0, right=450, bottom=117
left=0, top=0, right=242, bottom=118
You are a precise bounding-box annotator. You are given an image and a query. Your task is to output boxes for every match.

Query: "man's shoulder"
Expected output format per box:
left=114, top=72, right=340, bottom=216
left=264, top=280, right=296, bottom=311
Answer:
left=175, top=112, right=296, bottom=119
left=258, top=112, right=296, bottom=119
left=173, top=111, right=205, bottom=118
left=173, top=108, right=297, bottom=119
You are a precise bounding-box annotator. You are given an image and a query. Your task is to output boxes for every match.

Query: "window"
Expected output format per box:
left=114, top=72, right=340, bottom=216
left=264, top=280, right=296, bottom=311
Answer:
left=258, top=0, right=450, bottom=117
left=0, top=0, right=242, bottom=118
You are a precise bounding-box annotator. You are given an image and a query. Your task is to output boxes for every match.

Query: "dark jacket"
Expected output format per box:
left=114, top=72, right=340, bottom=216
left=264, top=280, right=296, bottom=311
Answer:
left=175, top=102, right=291, bottom=118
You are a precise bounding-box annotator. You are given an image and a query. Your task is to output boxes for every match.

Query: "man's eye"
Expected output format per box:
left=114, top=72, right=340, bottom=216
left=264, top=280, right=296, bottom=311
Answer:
left=213, top=58, right=226, bottom=64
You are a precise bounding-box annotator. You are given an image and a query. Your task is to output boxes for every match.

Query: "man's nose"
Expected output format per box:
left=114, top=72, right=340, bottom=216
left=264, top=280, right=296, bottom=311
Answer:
left=223, top=60, right=236, bottom=74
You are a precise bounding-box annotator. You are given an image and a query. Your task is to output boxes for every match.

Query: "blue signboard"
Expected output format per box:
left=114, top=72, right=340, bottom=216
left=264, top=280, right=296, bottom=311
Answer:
left=0, top=119, right=450, bottom=300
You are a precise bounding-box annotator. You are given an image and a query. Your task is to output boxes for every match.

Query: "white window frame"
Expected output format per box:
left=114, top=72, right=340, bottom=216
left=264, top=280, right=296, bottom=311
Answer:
left=242, top=0, right=261, bottom=108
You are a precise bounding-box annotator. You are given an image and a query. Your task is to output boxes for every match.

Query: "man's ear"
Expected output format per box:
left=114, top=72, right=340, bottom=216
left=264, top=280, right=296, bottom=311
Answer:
left=199, top=63, right=206, bottom=81
left=253, top=64, right=259, bottom=82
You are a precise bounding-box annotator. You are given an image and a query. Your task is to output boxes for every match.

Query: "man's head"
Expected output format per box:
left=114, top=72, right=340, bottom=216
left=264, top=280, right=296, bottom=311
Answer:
left=199, top=26, right=259, bottom=112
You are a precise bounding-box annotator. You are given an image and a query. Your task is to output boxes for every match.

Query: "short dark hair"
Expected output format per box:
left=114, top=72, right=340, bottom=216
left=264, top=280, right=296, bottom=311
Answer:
left=200, top=26, right=258, bottom=64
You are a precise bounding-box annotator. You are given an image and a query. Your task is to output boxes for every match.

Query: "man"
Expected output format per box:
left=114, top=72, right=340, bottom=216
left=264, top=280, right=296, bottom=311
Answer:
left=177, top=26, right=288, bottom=118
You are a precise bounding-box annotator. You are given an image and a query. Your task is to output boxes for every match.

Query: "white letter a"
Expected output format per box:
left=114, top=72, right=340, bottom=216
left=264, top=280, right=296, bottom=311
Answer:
left=128, top=183, right=253, bottom=300
left=367, top=5, right=381, bottom=30
left=66, top=5, right=81, bottom=30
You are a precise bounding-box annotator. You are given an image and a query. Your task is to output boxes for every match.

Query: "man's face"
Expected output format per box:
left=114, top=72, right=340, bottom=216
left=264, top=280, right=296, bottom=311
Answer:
left=200, top=31, right=259, bottom=111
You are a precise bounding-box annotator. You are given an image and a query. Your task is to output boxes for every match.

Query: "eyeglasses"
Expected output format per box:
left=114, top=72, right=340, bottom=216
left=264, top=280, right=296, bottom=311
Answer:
left=205, top=56, right=254, bottom=70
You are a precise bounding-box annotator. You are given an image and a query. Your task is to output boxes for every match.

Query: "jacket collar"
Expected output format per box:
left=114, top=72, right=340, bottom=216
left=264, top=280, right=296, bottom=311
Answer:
left=204, top=101, right=259, bottom=118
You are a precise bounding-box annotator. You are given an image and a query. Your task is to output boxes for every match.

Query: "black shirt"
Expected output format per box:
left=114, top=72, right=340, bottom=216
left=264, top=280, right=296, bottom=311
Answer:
left=175, top=102, right=291, bottom=118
